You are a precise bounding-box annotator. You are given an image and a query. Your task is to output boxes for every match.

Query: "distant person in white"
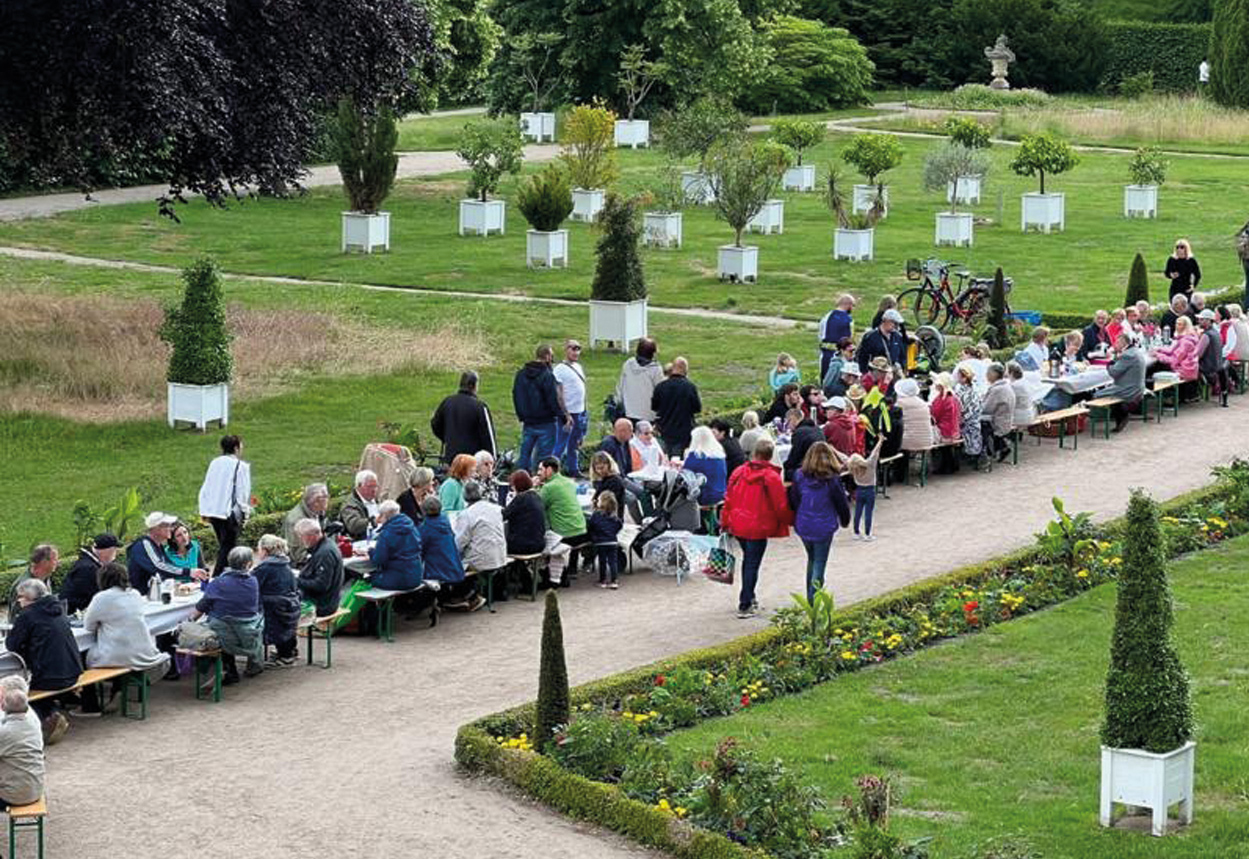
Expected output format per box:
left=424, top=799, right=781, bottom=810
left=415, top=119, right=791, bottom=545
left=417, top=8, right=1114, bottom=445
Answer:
left=197, top=434, right=252, bottom=576
left=1199, top=59, right=1210, bottom=87
left=0, top=676, right=44, bottom=810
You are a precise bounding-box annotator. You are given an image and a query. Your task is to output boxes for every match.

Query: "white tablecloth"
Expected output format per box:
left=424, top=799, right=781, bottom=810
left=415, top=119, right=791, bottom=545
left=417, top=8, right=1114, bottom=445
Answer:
left=1039, top=367, right=1111, bottom=395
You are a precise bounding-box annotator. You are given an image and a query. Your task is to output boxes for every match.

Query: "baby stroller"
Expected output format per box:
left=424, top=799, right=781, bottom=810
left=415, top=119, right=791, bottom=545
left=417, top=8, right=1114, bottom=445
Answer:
left=630, top=469, right=705, bottom=562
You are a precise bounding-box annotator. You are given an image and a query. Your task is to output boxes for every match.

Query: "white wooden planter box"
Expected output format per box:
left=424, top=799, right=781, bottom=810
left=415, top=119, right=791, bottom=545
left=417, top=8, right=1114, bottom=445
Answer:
left=589, top=298, right=648, bottom=351
left=782, top=164, right=816, bottom=192
left=947, top=175, right=983, bottom=206
left=834, top=228, right=874, bottom=262
left=853, top=184, right=889, bottom=218
left=747, top=199, right=785, bottom=235
left=519, top=112, right=555, bottom=142
left=459, top=199, right=506, bottom=236
left=718, top=245, right=758, bottom=283
left=681, top=170, right=716, bottom=205
left=1124, top=184, right=1159, bottom=219
left=614, top=120, right=650, bottom=149
left=935, top=212, right=974, bottom=247
left=526, top=229, right=568, bottom=269
left=168, top=382, right=229, bottom=430
left=1100, top=742, right=1195, bottom=836
left=571, top=188, right=605, bottom=223
left=1021, top=192, right=1065, bottom=233
left=643, top=212, right=682, bottom=249
left=341, top=211, right=390, bottom=253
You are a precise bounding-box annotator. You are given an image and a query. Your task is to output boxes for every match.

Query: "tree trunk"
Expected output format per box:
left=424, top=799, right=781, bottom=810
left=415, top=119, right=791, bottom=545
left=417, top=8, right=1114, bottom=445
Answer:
left=735, top=227, right=744, bottom=248
left=1039, top=170, right=1046, bottom=195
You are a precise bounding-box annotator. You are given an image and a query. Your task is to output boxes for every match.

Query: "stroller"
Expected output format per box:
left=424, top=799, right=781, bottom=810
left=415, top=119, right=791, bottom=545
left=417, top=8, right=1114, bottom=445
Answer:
left=630, top=469, right=705, bottom=563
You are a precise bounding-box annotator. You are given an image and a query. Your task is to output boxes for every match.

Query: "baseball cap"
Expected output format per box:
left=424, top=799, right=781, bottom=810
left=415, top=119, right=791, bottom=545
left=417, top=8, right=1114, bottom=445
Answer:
left=1197, top=309, right=1216, bottom=320
left=883, top=309, right=905, bottom=323
left=841, top=364, right=862, bottom=376
left=93, top=533, right=121, bottom=550
left=144, top=512, right=178, bottom=529
left=828, top=396, right=848, bottom=410
left=565, top=339, right=582, bottom=349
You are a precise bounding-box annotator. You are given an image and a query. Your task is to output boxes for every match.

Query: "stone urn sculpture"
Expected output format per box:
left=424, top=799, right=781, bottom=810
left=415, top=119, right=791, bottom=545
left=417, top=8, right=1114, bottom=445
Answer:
left=985, top=35, right=1015, bottom=91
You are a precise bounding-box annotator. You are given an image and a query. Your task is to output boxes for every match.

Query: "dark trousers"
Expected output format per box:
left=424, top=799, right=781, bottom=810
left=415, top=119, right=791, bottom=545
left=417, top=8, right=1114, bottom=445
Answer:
left=595, top=545, right=620, bottom=583
left=737, top=538, right=768, bottom=612
left=209, top=516, right=241, bottom=576
left=273, top=637, right=298, bottom=659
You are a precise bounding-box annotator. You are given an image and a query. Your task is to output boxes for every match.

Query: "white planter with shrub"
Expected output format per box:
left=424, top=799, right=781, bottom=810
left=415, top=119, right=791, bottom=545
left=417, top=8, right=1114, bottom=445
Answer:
left=935, top=212, right=974, bottom=247
left=853, top=184, right=888, bottom=218
left=571, top=188, right=605, bottom=223
left=947, top=175, right=982, bottom=206
left=614, top=120, right=649, bottom=149
left=341, top=211, right=391, bottom=253
left=456, top=118, right=524, bottom=239
left=168, top=383, right=230, bottom=430
left=589, top=194, right=650, bottom=351
left=833, top=228, right=874, bottom=262
left=1100, top=743, right=1195, bottom=836
left=782, top=164, right=816, bottom=192
left=747, top=199, right=785, bottom=235
left=526, top=229, right=569, bottom=269
left=589, top=299, right=648, bottom=350
left=1021, top=192, right=1065, bottom=233
left=458, top=199, right=506, bottom=237
left=643, top=212, right=682, bottom=249
left=519, top=112, right=556, bottom=143
left=681, top=170, right=716, bottom=205
left=1124, top=184, right=1158, bottom=219
left=161, top=258, right=233, bottom=432
left=717, top=245, right=758, bottom=283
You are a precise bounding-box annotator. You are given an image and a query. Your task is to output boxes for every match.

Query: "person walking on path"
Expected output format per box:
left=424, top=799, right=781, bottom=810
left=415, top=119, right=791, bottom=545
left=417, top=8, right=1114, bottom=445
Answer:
left=722, top=439, right=792, bottom=619
left=552, top=339, right=589, bottom=478
left=512, top=344, right=566, bottom=473
left=615, top=337, right=664, bottom=424
left=430, top=371, right=496, bottom=464
left=789, top=442, right=851, bottom=601
left=651, top=356, right=702, bottom=458
left=197, top=434, right=251, bottom=577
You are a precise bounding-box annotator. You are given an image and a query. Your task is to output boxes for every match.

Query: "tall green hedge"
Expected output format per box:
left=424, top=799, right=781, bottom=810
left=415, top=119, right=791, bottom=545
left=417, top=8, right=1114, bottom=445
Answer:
left=1210, top=0, right=1249, bottom=108
left=1101, top=21, right=1210, bottom=92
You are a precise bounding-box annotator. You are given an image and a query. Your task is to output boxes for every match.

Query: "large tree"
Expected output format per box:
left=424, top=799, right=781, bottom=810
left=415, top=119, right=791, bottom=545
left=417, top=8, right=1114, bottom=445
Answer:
left=645, top=0, right=772, bottom=100
left=424, top=0, right=500, bottom=107
left=561, top=0, right=653, bottom=108
left=0, top=0, right=433, bottom=213
left=484, top=0, right=567, bottom=114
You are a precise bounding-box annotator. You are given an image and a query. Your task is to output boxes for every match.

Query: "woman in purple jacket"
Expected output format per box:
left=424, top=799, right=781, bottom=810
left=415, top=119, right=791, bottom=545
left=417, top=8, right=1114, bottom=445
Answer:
left=788, top=442, right=851, bottom=600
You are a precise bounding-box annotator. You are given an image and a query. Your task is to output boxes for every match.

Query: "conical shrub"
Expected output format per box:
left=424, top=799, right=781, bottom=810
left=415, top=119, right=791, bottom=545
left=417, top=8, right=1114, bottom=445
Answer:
left=1125, top=253, right=1150, bottom=307
left=1101, top=489, right=1193, bottom=752
left=986, top=266, right=1008, bottom=348
left=161, top=257, right=232, bottom=386
left=535, top=590, right=570, bottom=749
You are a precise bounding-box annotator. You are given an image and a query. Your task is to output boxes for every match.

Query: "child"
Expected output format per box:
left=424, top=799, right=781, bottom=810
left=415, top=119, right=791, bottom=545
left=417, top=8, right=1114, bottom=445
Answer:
left=769, top=353, right=801, bottom=392
left=833, top=438, right=884, bottom=542
left=587, top=492, right=624, bottom=589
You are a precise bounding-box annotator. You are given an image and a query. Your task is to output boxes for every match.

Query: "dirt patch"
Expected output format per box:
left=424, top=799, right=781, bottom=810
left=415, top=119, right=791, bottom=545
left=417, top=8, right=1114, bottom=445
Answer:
left=0, top=290, right=494, bottom=421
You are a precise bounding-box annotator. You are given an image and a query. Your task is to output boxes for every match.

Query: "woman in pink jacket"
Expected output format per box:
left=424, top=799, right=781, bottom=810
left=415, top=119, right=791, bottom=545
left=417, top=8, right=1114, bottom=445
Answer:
left=1152, top=316, right=1201, bottom=381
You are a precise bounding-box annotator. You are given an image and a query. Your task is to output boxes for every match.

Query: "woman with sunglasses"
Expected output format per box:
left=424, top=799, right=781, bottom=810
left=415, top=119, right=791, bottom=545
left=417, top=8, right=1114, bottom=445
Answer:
left=1165, top=239, right=1201, bottom=302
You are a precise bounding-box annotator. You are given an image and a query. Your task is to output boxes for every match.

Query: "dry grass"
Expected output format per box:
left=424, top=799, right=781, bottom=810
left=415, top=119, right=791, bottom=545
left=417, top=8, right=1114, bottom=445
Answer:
left=1002, top=94, right=1249, bottom=146
left=0, top=291, right=494, bottom=422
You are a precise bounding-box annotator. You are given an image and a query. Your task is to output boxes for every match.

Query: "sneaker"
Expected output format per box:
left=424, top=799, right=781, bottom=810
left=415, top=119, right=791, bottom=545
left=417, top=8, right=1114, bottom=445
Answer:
left=161, top=665, right=181, bottom=682
left=243, top=663, right=264, bottom=678
left=265, top=656, right=297, bottom=669
left=467, top=595, right=486, bottom=612
left=43, top=712, right=70, bottom=746
left=853, top=533, right=863, bottom=541
left=608, top=582, right=619, bottom=590
left=751, top=599, right=760, bottom=611
left=736, top=608, right=758, bottom=619
left=598, top=582, right=610, bottom=589
left=862, top=534, right=877, bottom=542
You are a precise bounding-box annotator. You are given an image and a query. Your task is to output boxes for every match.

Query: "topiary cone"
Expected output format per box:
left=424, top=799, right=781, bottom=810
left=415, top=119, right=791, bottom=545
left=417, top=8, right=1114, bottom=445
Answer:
left=535, top=590, right=570, bottom=750
left=1125, top=252, right=1150, bottom=307
left=987, top=266, right=1008, bottom=348
left=1101, top=489, right=1193, bottom=752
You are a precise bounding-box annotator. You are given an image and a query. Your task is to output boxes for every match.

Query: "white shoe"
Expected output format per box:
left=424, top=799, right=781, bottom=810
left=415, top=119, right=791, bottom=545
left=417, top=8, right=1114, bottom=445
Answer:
left=853, top=533, right=864, bottom=541
left=862, top=534, right=877, bottom=542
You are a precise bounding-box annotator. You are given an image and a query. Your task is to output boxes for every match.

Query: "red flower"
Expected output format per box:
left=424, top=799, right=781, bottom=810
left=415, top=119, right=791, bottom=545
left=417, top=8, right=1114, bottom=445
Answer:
left=740, top=695, right=751, bottom=707
left=963, top=601, right=979, bottom=612
left=654, top=674, right=666, bottom=687
left=860, top=640, right=874, bottom=651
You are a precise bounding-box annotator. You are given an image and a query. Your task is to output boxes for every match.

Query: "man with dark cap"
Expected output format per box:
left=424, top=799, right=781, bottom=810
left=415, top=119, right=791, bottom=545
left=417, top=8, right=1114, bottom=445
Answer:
left=59, top=534, right=120, bottom=614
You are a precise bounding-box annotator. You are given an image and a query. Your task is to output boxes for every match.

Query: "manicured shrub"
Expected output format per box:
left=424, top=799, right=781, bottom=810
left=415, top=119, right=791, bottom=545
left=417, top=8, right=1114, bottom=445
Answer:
left=1209, top=0, right=1249, bottom=108
left=745, top=16, right=874, bottom=114
left=536, top=590, right=570, bottom=749
left=841, top=133, right=903, bottom=192
left=1125, top=253, right=1151, bottom=306
left=591, top=194, right=647, bottom=302
left=1009, top=133, right=1079, bottom=194
left=706, top=139, right=790, bottom=247
left=161, top=258, right=232, bottom=386
left=456, top=118, right=524, bottom=202
left=333, top=96, right=398, bottom=214
left=559, top=103, right=619, bottom=190
left=1101, top=21, right=1210, bottom=93
left=771, top=118, right=825, bottom=166
left=1101, top=489, right=1193, bottom=752
left=516, top=166, right=574, bottom=232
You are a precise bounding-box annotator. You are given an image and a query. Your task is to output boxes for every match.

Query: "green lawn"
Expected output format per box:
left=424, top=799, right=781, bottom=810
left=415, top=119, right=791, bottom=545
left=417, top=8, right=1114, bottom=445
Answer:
left=667, top=537, right=1249, bottom=859
left=1, top=131, right=1246, bottom=320
left=397, top=109, right=486, bottom=151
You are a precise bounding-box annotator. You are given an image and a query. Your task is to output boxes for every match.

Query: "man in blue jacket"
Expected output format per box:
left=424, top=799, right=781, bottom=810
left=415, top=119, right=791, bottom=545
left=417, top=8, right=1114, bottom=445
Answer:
left=512, top=344, right=566, bottom=473
left=818, top=294, right=856, bottom=380
left=368, top=501, right=424, bottom=591
left=418, top=496, right=483, bottom=612
left=128, top=512, right=200, bottom=593
left=857, top=309, right=906, bottom=375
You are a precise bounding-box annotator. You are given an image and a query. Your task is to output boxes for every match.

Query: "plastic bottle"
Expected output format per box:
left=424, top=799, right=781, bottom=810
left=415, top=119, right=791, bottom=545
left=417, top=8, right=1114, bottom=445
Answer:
left=148, top=575, right=161, bottom=603
left=1162, top=325, right=1171, bottom=346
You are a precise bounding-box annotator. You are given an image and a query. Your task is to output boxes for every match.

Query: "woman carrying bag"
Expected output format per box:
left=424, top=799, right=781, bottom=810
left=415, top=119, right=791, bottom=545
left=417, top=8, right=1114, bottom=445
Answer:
left=197, top=435, right=252, bottom=577
left=788, top=442, right=851, bottom=601
left=721, top=439, right=793, bottom=620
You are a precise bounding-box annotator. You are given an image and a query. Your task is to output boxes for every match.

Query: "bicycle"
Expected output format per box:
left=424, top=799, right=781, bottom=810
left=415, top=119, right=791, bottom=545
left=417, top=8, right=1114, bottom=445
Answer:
left=897, top=258, right=1013, bottom=334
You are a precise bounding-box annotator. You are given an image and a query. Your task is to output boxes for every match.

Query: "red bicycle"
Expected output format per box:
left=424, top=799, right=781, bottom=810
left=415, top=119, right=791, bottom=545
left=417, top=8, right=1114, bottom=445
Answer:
left=898, top=258, right=1012, bottom=334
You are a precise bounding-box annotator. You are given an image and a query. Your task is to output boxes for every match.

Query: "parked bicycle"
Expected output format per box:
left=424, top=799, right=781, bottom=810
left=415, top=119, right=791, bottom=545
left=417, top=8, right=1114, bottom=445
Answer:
left=898, top=258, right=1013, bottom=334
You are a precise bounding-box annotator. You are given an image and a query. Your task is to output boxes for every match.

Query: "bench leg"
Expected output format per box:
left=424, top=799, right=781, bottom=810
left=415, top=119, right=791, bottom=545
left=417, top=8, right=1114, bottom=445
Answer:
left=121, top=672, right=148, bottom=720
left=306, top=625, right=314, bottom=667
left=325, top=629, right=335, bottom=667
left=484, top=571, right=496, bottom=613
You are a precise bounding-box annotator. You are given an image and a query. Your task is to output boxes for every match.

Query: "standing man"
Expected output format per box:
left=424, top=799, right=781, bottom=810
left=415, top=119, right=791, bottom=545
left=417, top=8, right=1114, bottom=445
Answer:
left=616, top=337, right=664, bottom=424
left=651, top=356, right=702, bottom=458
left=552, top=339, right=589, bottom=478
left=430, top=371, right=496, bottom=464
left=6, top=545, right=58, bottom=621
left=512, top=344, right=565, bottom=473
left=59, top=533, right=120, bottom=614
left=818, top=294, right=856, bottom=381
left=197, top=434, right=251, bottom=577
left=1198, top=58, right=1210, bottom=91
left=857, top=309, right=906, bottom=374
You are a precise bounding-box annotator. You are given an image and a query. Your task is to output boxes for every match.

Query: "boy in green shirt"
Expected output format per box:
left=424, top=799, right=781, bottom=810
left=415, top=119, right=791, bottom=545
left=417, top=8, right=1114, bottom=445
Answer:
left=537, top=457, right=587, bottom=585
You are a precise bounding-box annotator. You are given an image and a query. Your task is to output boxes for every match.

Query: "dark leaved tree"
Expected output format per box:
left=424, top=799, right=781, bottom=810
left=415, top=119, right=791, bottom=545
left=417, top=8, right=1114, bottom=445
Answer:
left=591, top=195, right=647, bottom=302
left=1125, top=253, right=1150, bottom=306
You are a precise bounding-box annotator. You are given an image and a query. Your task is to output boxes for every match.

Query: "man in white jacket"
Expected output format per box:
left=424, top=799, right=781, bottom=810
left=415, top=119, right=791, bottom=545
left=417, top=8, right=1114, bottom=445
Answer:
left=615, top=337, right=664, bottom=424
left=197, top=434, right=252, bottom=576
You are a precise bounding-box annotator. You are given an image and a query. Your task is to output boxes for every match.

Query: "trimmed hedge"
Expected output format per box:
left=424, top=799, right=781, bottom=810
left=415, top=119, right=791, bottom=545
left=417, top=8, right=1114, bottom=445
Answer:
left=1101, top=22, right=1210, bottom=92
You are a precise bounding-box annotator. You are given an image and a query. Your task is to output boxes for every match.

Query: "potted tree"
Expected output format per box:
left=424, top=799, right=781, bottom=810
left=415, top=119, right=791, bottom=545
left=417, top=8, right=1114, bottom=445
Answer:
left=560, top=103, right=619, bottom=223
left=707, top=139, right=789, bottom=283
left=922, top=142, right=990, bottom=247
left=456, top=117, right=525, bottom=237
left=517, top=166, right=574, bottom=268
left=1125, top=146, right=1167, bottom=219
left=773, top=118, right=825, bottom=192
left=162, top=258, right=232, bottom=430
left=659, top=96, right=747, bottom=206
left=826, top=166, right=884, bottom=262
left=1010, top=133, right=1079, bottom=233
left=514, top=32, right=563, bottom=143
left=589, top=194, right=648, bottom=350
left=943, top=116, right=991, bottom=205
left=614, top=44, right=665, bottom=149
left=335, top=96, right=398, bottom=253
left=642, top=164, right=685, bottom=249
left=841, top=133, right=903, bottom=218
left=1100, top=489, right=1195, bottom=837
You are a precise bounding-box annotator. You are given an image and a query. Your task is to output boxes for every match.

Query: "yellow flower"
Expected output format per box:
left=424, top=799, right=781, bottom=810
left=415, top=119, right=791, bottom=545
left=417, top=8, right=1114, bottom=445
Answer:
left=674, top=806, right=688, bottom=818
left=657, top=799, right=671, bottom=812
left=840, top=651, right=857, bottom=661
left=1076, top=570, right=1089, bottom=579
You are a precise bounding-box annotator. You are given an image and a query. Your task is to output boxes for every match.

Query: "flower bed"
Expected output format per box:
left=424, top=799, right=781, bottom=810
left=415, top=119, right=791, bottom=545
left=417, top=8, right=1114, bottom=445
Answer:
left=455, top=461, right=1249, bottom=858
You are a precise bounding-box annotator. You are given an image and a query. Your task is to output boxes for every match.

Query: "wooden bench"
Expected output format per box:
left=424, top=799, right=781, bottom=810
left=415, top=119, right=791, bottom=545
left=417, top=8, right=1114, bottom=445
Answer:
left=355, top=584, right=440, bottom=643
left=468, top=566, right=506, bottom=613
left=876, top=453, right=904, bottom=498
left=1150, top=379, right=1180, bottom=420
left=27, top=666, right=148, bottom=720
left=298, top=607, right=351, bottom=667
left=911, top=438, right=962, bottom=487
left=507, top=553, right=544, bottom=602
left=1232, top=360, right=1248, bottom=395
left=8, top=794, right=45, bottom=859
left=1026, top=405, right=1088, bottom=450
left=1084, top=396, right=1124, bottom=439
left=175, top=648, right=223, bottom=703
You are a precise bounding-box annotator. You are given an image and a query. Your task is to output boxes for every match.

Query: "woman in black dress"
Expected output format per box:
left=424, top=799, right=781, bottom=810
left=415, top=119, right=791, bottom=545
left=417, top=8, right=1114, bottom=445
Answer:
left=1165, top=239, right=1201, bottom=301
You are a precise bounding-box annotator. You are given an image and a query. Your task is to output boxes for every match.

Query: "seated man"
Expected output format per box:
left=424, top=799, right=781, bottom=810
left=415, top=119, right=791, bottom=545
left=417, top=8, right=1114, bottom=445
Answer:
left=1103, top=333, right=1147, bottom=432
left=294, top=518, right=345, bottom=618
left=419, top=496, right=481, bottom=610
left=1079, top=310, right=1112, bottom=360
left=369, top=500, right=424, bottom=591
left=60, top=533, right=119, bottom=615
left=4, top=579, right=81, bottom=745
left=129, top=512, right=202, bottom=594
left=283, top=483, right=329, bottom=568
left=190, top=546, right=263, bottom=687
left=339, top=470, right=381, bottom=540
left=980, top=363, right=1016, bottom=463
left=454, top=480, right=508, bottom=575
left=537, top=456, right=588, bottom=585
left=598, top=418, right=634, bottom=477
left=1158, top=294, right=1189, bottom=341
left=7, top=544, right=58, bottom=621
left=0, top=676, right=44, bottom=810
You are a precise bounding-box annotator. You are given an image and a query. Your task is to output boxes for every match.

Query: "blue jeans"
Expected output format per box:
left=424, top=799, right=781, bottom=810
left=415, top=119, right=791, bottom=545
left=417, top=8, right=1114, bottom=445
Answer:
left=553, top=412, right=589, bottom=475
left=801, top=537, right=833, bottom=600
left=854, top=485, right=877, bottom=536
left=519, top=421, right=557, bottom=473
left=737, top=538, right=768, bottom=612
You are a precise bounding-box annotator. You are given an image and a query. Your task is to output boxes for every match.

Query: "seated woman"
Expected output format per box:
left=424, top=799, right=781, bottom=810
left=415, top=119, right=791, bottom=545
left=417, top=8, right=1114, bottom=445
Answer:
left=1151, top=315, right=1203, bottom=402
left=190, top=546, right=263, bottom=686
left=590, top=451, right=627, bottom=515
left=629, top=420, right=666, bottom=473
left=980, top=363, right=1017, bottom=463
left=398, top=467, right=435, bottom=525
left=369, top=500, right=424, bottom=591
left=683, top=426, right=728, bottom=507
left=1007, top=361, right=1037, bottom=429
left=4, top=579, right=82, bottom=744
left=1039, top=330, right=1086, bottom=412
left=953, top=366, right=984, bottom=461
left=438, top=454, right=476, bottom=514
left=737, top=411, right=766, bottom=459
left=419, top=496, right=480, bottom=610
left=503, top=470, right=546, bottom=557
left=0, top=676, right=44, bottom=810
left=80, top=562, right=170, bottom=711
left=1106, top=308, right=1127, bottom=346
left=768, top=352, right=800, bottom=392
left=1136, top=300, right=1158, bottom=346
left=251, top=535, right=302, bottom=667
left=927, top=373, right=961, bottom=475
left=164, top=522, right=201, bottom=578
left=454, top=480, right=508, bottom=575
left=895, top=378, right=934, bottom=454
left=820, top=338, right=856, bottom=396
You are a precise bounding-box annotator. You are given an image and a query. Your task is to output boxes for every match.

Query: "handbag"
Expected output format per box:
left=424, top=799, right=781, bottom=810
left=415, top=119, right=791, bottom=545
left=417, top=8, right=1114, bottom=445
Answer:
left=176, top=619, right=220, bottom=652
left=701, top=533, right=736, bottom=585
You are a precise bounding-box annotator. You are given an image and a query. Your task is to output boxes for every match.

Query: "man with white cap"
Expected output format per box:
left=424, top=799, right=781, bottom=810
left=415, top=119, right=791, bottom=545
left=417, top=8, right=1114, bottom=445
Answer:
left=1195, top=308, right=1230, bottom=407
left=857, top=308, right=906, bottom=376
left=552, top=339, right=589, bottom=477
left=128, top=512, right=202, bottom=593
left=825, top=362, right=861, bottom=399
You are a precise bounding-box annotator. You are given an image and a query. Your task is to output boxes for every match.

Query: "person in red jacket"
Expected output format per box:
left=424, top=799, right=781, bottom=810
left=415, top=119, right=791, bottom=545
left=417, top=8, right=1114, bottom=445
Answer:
left=721, top=439, right=793, bottom=619
left=821, top=396, right=864, bottom=456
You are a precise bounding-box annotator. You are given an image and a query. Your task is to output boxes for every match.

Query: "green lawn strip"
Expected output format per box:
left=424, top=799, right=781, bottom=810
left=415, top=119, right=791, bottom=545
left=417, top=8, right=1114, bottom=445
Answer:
left=2, top=134, right=1244, bottom=320
left=0, top=256, right=804, bottom=553
left=665, top=539, right=1249, bottom=859
left=397, top=110, right=486, bottom=151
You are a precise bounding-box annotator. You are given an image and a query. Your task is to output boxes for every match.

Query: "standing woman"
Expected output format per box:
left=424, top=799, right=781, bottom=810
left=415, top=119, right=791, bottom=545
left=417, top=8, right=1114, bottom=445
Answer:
left=721, top=439, right=792, bottom=620
left=789, top=442, right=851, bottom=601
left=1165, top=239, right=1201, bottom=301
left=197, top=435, right=251, bottom=577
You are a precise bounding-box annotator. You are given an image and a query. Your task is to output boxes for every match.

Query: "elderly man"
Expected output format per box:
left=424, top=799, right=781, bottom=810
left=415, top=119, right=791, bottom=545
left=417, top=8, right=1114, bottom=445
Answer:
left=368, top=500, right=424, bottom=591
left=552, top=339, right=589, bottom=478
left=294, top=519, right=344, bottom=618
left=513, top=344, right=565, bottom=473
left=128, top=512, right=200, bottom=594
left=819, top=293, right=856, bottom=380
left=857, top=309, right=906, bottom=373
left=1196, top=308, right=1230, bottom=407
left=0, top=676, right=45, bottom=809
left=824, top=362, right=861, bottom=399
left=5, top=579, right=81, bottom=745
left=1103, top=333, right=1148, bottom=432
left=454, top=480, right=508, bottom=576
left=6, top=544, right=58, bottom=621
left=1079, top=310, right=1112, bottom=360
left=431, top=371, right=496, bottom=464
left=1159, top=293, right=1190, bottom=339
left=59, top=533, right=119, bottom=614
left=598, top=419, right=633, bottom=476
left=340, top=470, right=380, bottom=540
left=283, top=483, right=329, bottom=567
left=190, top=546, right=263, bottom=686
left=651, top=356, right=702, bottom=458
